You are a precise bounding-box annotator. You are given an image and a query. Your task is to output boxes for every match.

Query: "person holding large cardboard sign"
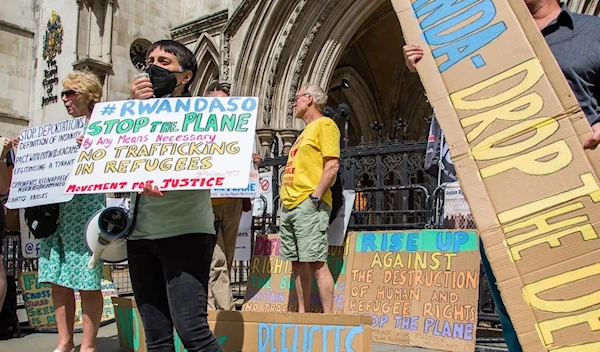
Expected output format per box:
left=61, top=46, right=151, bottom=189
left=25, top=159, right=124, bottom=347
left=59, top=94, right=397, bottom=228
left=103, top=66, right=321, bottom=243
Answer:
left=403, top=2, right=600, bottom=351
left=279, top=84, right=341, bottom=314
left=126, top=40, right=223, bottom=352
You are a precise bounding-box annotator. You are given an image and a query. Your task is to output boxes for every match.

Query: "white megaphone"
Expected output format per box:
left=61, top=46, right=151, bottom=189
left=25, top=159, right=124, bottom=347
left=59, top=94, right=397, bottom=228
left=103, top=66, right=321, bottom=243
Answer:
left=84, top=207, right=130, bottom=268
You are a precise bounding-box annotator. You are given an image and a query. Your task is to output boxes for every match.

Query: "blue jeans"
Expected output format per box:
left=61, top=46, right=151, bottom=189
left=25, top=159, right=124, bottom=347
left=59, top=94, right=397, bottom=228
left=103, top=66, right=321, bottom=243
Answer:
left=128, top=233, right=223, bottom=352
left=480, top=241, right=523, bottom=352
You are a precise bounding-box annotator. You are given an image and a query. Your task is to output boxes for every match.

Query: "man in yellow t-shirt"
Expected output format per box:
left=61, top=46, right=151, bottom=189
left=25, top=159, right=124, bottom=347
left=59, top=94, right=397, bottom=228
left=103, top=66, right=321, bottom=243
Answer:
left=279, top=83, right=341, bottom=314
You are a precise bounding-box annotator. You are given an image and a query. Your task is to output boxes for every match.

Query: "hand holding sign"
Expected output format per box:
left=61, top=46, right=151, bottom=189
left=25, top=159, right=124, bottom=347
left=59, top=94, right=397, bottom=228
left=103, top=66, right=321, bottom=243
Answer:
left=140, top=182, right=164, bottom=197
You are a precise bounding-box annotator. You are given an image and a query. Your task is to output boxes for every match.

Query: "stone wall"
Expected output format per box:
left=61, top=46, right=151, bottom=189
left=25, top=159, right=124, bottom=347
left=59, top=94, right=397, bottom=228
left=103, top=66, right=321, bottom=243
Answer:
left=0, top=0, right=36, bottom=137
left=106, top=0, right=182, bottom=102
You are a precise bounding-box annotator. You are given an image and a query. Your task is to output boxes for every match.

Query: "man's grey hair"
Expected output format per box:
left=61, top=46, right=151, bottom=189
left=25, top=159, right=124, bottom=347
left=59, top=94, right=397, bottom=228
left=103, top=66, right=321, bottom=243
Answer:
left=301, top=83, right=328, bottom=112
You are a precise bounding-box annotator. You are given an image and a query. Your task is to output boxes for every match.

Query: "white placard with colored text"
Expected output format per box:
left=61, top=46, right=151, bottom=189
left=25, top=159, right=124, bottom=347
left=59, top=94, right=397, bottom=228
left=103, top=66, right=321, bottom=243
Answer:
left=65, top=97, right=258, bottom=193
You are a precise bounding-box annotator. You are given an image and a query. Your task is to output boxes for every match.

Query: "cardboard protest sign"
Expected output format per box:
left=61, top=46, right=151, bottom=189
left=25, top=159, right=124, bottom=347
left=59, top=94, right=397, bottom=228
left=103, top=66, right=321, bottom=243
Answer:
left=344, top=231, right=479, bottom=351
left=65, top=97, right=258, bottom=194
left=393, top=0, right=600, bottom=350
left=6, top=117, right=84, bottom=209
left=243, top=234, right=352, bottom=314
left=112, top=297, right=372, bottom=352
left=19, top=270, right=117, bottom=330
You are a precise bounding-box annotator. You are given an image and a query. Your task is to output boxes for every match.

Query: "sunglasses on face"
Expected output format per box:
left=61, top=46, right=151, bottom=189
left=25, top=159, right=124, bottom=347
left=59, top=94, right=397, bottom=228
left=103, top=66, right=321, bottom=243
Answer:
left=61, top=90, right=79, bottom=98
left=295, top=93, right=310, bottom=100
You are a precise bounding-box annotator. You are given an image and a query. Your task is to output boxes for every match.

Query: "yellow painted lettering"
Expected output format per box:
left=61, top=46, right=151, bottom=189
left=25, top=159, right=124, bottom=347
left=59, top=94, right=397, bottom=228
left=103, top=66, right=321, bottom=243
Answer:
left=481, top=140, right=572, bottom=178
left=450, top=58, right=544, bottom=111
left=537, top=307, right=600, bottom=346
left=462, top=93, right=544, bottom=142
left=523, top=263, right=600, bottom=313
left=504, top=202, right=586, bottom=245
left=498, top=173, right=600, bottom=224
left=472, top=117, right=558, bottom=161
left=510, top=223, right=598, bottom=260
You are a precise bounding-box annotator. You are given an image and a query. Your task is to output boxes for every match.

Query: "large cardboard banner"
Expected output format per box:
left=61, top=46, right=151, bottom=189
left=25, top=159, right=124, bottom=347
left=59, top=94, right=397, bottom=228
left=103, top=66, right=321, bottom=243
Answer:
left=19, top=270, right=117, bottom=330
left=112, top=297, right=372, bottom=352
left=393, top=0, right=600, bottom=350
left=243, top=234, right=352, bottom=314
left=344, top=231, right=479, bottom=351
left=65, top=97, right=258, bottom=194
left=6, top=117, right=84, bottom=209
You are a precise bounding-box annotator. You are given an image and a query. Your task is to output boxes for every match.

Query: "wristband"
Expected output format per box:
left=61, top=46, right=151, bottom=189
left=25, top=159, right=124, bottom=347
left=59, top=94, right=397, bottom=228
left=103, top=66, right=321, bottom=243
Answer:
left=309, top=195, right=321, bottom=206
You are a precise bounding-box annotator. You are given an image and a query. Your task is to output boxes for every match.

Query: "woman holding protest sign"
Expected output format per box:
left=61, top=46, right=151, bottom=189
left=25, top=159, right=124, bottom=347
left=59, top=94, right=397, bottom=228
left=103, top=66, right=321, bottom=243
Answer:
left=14, top=70, right=106, bottom=352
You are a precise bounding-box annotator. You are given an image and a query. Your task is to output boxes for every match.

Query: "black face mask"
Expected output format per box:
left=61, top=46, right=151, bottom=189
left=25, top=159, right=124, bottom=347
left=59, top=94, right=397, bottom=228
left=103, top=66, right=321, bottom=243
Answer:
left=146, top=65, right=181, bottom=98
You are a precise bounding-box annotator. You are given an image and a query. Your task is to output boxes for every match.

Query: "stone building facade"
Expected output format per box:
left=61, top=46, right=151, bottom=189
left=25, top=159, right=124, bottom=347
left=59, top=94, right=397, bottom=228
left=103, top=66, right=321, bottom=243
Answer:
left=2, top=0, right=599, bottom=151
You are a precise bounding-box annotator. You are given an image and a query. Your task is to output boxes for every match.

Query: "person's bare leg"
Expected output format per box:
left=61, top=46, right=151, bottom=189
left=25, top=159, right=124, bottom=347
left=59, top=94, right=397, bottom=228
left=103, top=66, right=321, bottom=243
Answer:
left=52, top=284, right=76, bottom=352
left=292, top=261, right=311, bottom=313
left=79, top=290, right=103, bottom=352
left=311, top=262, right=334, bottom=313
left=0, top=259, right=6, bottom=312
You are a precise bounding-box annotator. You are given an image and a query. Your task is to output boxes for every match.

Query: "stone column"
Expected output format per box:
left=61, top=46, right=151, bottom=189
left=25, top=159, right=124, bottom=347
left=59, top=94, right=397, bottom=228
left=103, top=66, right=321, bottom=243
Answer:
left=280, top=129, right=298, bottom=156
left=257, top=128, right=276, bottom=157
left=102, top=0, right=114, bottom=64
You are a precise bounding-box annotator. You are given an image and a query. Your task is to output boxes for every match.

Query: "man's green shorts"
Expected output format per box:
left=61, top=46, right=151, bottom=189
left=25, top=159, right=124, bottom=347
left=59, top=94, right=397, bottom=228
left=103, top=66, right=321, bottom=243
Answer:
left=280, top=198, right=331, bottom=262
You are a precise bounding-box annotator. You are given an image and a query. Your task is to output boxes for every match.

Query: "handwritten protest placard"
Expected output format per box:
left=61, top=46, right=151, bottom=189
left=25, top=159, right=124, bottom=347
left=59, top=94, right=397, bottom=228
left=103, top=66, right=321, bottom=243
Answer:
left=344, top=231, right=479, bottom=351
left=65, top=97, right=258, bottom=193
left=113, top=297, right=372, bottom=352
left=19, top=270, right=118, bottom=330
left=6, top=117, right=84, bottom=209
left=243, top=234, right=352, bottom=314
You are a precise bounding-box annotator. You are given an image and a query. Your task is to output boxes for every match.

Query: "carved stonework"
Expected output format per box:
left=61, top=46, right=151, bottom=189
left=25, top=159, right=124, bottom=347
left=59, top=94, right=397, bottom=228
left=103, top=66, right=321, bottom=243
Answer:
left=280, top=129, right=299, bottom=156
left=220, top=0, right=260, bottom=81
left=72, top=58, right=112, bottom=85
left=257, top=128, right=276, bottom=157
left=262, top=0, right=308, bottom=126
left=171, top=10, right=228, bottom=44
left=286, top=0, right=338, bottom=127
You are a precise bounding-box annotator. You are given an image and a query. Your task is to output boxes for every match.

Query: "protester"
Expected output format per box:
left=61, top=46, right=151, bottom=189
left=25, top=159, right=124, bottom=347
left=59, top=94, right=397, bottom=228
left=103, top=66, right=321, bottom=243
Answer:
left=0, top=138, right=13, bottom=317
left=403, top=1, right=599, bottom=350
left=13, top=70, right=107, bottom=352
left=208, top=87, right=261, bottom=311
left=279, top=84, right=341, bottom=313
left=127, top=40, right=223, bottom=352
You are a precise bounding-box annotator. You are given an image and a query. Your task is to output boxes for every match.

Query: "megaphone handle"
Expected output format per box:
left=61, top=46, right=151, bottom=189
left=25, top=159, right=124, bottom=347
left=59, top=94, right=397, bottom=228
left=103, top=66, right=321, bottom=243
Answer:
left=88, top=247, right=105, bottom=269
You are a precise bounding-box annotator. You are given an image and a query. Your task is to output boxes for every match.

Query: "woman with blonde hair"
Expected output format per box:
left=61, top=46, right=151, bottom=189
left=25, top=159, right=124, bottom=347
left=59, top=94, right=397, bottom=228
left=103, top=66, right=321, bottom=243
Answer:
left=16, top=70, right=106, bottom=352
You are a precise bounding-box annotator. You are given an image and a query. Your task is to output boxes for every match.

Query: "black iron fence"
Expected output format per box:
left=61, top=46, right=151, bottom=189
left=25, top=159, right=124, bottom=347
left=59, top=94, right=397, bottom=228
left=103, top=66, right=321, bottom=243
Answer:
left=1, top=135, right=499, bottom=330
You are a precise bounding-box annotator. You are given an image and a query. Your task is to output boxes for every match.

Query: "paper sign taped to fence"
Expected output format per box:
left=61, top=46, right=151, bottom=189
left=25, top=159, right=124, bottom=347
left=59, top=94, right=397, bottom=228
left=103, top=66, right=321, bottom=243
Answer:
left=343, top=231, right=479, bottom=351
left=6, top=117, right=84, bottom=209
left=328, top=190, right=356, bottom=246
left=64, top=97, right=258, bottom=194
left=393, top=0, right=600, bottom=350
left=19, top=270, right=117, bottom=329
left=113, top=297, right=372, bottom=352
left=234, top=210, right=253, bottom=261
left=253, top=171, right=273, bottom=217
left=243, top=234, right=353, bottom=314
